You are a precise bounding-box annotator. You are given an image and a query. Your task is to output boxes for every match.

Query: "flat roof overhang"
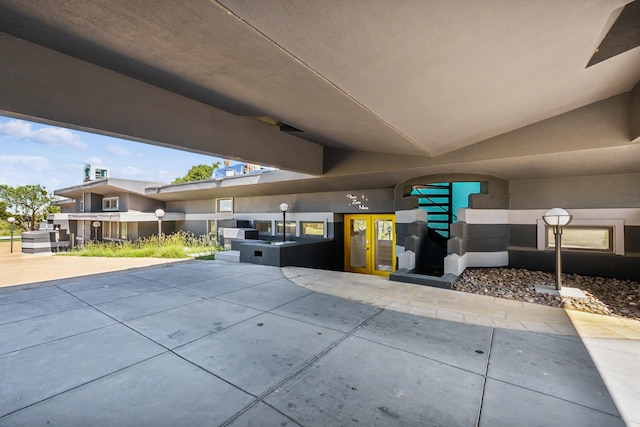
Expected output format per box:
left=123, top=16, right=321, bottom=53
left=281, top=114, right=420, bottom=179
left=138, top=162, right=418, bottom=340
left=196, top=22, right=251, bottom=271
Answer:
left=0, top=1, right=639, bottom=181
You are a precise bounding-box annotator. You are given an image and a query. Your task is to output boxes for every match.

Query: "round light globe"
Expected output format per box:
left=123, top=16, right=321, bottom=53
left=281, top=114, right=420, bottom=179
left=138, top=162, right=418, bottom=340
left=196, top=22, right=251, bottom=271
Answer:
left=154, top=209, right=165, bottom=219
left=7, top=217, right=15, bottom=224
left=543, top=208, right=572, bottom=226
left=279, top=203, right=289, bottom=213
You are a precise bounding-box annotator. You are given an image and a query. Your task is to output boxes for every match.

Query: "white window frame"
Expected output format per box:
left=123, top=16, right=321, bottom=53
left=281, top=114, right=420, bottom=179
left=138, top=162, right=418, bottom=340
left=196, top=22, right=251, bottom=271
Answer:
left=301, top=221, right=326, bottom=238
left=102, top=221, right=121, bottom=241
left=102, top=196, right=119, bottom=212
left=254, top=220, right=274, bottom=236
left=536, top=219, right=624, bottom=255
left=276, top=221, right=297, bottom=236
left=216, top=198, right=233, bottom=213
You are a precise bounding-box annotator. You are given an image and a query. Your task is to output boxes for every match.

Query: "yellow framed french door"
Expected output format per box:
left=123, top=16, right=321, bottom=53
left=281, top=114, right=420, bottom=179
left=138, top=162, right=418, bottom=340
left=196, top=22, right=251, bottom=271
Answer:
left=344, top=214, right=396, bottom=276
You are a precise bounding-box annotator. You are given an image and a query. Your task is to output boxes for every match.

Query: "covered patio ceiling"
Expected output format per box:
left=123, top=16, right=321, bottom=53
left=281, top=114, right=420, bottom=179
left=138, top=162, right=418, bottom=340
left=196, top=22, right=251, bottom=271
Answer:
left=0, top=0, right=639, bottom=183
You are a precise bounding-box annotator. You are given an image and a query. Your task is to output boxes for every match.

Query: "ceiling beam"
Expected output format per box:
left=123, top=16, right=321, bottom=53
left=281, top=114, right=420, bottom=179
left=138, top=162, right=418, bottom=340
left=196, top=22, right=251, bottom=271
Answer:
left=0, top=33, right=324, bottom=175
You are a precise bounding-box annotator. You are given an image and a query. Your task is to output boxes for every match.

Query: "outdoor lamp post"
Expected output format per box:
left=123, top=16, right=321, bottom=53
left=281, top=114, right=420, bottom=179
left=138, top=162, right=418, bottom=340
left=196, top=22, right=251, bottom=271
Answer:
left=92, top=221, right=101, bottom=242
left=543, top=208, right=573, bottom=290
left=154, top=209, right=165, bottom=246
left=7, top=217, right=15, bottom=254
left=279, top=203, right=289, bottom=243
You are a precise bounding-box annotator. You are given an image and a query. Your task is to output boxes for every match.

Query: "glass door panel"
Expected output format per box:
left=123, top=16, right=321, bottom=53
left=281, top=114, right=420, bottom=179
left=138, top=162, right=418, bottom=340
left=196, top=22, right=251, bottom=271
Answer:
left=374, top=218, right=394, bottom=273
left=346, top=217, right=370, bottom=273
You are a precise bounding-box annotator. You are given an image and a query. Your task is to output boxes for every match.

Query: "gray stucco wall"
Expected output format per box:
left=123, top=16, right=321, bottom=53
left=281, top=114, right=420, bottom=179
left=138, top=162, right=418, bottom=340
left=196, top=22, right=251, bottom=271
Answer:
left=509, top=173, right=640, bottom=209
left=89, top=193, right=102, bottom=212
left=168, top=199, right=213, bottom=214
left=129, top=193, right=163, bottom=212
left=138, top=221, right=175, bottom=238
left=179, top=220, right=208, bottom=236
left=234, top=189, right=394, bottom=214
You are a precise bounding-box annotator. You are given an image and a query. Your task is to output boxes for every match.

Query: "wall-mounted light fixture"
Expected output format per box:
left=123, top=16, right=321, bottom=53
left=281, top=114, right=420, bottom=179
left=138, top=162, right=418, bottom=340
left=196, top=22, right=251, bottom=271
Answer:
left=543, top=208, right=573, bottom=290
left=279, top=203, right=289, bottom=243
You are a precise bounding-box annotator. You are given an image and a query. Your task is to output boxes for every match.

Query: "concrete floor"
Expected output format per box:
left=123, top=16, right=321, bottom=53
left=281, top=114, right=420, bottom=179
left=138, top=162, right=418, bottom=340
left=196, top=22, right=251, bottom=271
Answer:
left=0, top=258, right=635, bottom=426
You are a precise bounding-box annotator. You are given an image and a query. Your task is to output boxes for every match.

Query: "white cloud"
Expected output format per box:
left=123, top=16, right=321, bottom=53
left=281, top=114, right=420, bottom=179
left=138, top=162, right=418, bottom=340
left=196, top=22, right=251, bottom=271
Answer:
left=152, top=169, right=179, bottom=183
left=0, top=120, right=87, bottom=150
left=84, top=156, right=104, bottom=166
left=0, top=155, right=53, bottom=187
left=111, top=166, right=143, bottom=177
left=107, top=144, right=133, bottom=157
left=0, top=155, right=51, bottom=171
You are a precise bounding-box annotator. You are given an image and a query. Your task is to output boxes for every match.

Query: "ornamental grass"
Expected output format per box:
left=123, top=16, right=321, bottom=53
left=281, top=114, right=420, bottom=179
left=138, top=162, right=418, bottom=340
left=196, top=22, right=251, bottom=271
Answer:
left=64, top=230, right=222, bottom=259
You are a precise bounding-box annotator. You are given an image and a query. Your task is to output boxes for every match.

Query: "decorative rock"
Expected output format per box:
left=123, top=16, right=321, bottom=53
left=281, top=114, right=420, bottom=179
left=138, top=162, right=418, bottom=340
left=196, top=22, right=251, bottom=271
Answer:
left=453, top=268, right=639, bottom=321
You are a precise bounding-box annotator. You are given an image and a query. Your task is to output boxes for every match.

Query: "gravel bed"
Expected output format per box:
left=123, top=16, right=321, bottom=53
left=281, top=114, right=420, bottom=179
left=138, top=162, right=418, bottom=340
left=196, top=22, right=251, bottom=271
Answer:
left=453, top=268, right=640, bottom=321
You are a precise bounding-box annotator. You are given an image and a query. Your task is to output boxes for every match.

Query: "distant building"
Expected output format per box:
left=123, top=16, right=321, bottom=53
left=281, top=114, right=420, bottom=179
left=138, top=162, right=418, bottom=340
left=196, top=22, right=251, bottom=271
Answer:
left=83, top=164, right=109, bottom=182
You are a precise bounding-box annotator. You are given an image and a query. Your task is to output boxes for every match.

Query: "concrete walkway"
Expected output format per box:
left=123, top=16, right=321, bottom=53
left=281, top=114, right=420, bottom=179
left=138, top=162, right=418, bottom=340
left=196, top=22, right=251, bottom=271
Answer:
left=0, top=248, right=183, bottom=288
left=0, top=255, right=638, bottom=426
left=284, top=267, right=640, bottom=427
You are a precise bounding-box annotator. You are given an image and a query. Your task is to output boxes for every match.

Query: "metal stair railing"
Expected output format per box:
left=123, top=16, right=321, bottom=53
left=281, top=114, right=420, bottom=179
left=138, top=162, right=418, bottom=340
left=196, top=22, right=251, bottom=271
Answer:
left=412, top=183, right=455, bottom=239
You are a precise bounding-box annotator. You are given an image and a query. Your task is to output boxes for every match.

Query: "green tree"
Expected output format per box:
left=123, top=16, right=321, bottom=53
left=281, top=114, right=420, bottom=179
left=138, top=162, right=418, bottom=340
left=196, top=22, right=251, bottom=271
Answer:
left=172, top=162, right=221, bottom=184
left=0, top=184, right=54, bottom=230
left=0, top=199, right=7, bottom=220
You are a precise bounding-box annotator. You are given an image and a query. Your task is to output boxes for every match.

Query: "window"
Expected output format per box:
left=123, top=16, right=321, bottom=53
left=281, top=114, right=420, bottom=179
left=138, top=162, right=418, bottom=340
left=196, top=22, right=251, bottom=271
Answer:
left=255, top=221, right=273, bottom=234
left=120, top=222, right=128, bottom=240
left=216, top=198, right=233, bottom=213
left=79, top=199, right=84, bottom=212
left=102, top=221, right=121, bottom=240
left=102, top=196, right=119, bottom=211
left=547, top=226, right=613, bottom=252
left=537, top=218, right=623, bottom=255
left=276, top=221, right=296, bottom=236
left=302, top=221, right=325, bottom=237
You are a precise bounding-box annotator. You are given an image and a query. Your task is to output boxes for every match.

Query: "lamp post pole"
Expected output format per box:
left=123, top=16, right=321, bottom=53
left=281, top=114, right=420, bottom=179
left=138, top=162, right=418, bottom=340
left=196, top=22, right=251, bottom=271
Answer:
left=154, top=209, right=165, bottom=246
left=92, top=221, right=101, bottom=242
left=7, top=217, right=15, bottom=254
left=553, top=224, right=563, bottom=290
left=543, top=208, right=572, bottom=291
left=279, top=203, right=289, bottom=243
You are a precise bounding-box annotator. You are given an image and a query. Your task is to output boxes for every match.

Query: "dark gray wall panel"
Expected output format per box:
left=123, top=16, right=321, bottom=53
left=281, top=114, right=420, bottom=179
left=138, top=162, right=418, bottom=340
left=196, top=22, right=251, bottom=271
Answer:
left=447, top=237, right=466, bottom=256
left=509, top=225, right=537, bottom=248
left=625, top=226, right=640, bottom=253
left=466, top=238, right=508, bottom=252
left=90, top=193, right=102, bottom=212
left=466, top=224, right=509, bottom=239
left=450, top=221, right=466, bottom=239
left=238, top=240, right=337, bottom=269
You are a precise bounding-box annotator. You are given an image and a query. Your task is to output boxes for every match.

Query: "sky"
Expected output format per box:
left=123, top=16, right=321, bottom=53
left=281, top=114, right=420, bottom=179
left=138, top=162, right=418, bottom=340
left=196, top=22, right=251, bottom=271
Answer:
left=0, top=115, right=230, bottom=192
